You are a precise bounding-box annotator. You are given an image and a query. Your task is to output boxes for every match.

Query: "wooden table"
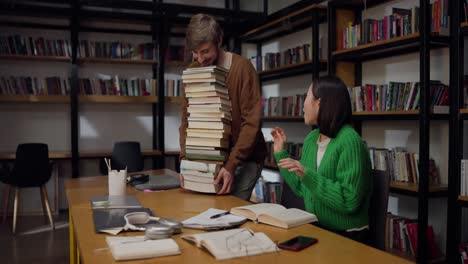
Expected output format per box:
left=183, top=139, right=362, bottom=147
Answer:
left=65, top=169, right=411, bottom=264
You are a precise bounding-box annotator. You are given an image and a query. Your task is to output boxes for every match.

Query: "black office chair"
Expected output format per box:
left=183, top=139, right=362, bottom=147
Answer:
left=99, top=141, right=145, bottom=175
left=111, top=141, right=144, bottom=173
left=368, top=169, right=390, bottom=250
left=1, top=143, right=55, bottom=234
left=281, top=182, right=306, bottom=210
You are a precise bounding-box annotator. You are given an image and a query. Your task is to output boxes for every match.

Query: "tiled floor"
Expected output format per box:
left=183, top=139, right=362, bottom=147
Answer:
left=0, top=211, right=69, bottom=264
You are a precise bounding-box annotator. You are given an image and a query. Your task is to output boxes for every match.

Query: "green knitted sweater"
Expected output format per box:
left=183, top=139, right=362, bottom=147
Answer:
left=274, top=125, right=372, bottom=231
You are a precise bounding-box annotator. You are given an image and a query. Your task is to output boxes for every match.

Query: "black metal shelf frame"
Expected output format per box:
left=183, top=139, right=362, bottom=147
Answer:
left=328, top=1, right=449, bottom=262
left=240, top=0, right=327, bottom=100
left=389, top=187, right=448, bottom=198
left=332, top=35, right=450, bottom=62
left=458, top=198, right=468, bottom=208
left=261, top=117, right=304, bottom=123
left=259, top=61, right=327, bottom=82
left=351, top=113, right=449, bottom=121
left=447, top=0, right=465, bottom=263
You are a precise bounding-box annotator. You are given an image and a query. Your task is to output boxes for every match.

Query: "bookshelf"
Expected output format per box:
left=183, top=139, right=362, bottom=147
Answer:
left=447, top=1, right=468, bottom=263
left=261, top=116, right=304, bottom=122
left=329, top=0, right=449, bottom=262
left=78, top=95, right=158, bottom=104
left=258, top=59, right=327, bottom=82
left=0, top=54, right=70, bottom=62
left=0, top=95, right=70, bottom=103
left=1, top=0, right=262, bottom=178
left=0, top=150, right=163, bottom=161
left=77, top=58, right=157, bottom=65
left=240, top=1, right=328, bottom=207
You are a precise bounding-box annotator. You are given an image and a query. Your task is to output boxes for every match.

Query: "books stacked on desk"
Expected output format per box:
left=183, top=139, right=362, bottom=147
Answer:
left=182, top=65, right=231, bottom=193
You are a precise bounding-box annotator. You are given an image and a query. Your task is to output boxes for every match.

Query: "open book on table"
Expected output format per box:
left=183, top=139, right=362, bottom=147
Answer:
left=181, top=228, right=278, bottom=260
left=230, top=203, right=318, bottom=229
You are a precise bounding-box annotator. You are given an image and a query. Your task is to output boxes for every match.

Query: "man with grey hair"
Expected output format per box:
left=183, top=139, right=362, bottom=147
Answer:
left=179, top=13, right=266, bottom=201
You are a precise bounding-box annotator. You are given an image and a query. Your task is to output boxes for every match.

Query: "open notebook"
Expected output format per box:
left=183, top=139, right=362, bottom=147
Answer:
left=182, top=228, right=278, bottom=260
left=182, top=208, right=247, bottom=230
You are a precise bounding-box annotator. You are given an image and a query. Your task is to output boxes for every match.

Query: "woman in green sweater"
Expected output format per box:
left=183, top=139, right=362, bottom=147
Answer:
left=271, top=76, right=372, bottom=243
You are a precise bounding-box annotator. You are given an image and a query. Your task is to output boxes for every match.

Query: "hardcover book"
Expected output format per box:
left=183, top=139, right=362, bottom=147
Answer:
left=230, top=203, right=318, bottom=229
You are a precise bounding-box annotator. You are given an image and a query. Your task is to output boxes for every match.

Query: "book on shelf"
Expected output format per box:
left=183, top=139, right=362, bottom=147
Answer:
left=0, top=76, right=71, bottom=96
left=181, top=228, right=278, bottom=260
left=106, top=236, right=180, bottom=261
left=341, top=1, right=448, bottom=49
left=165, top=79, right=183, bottom=96
left=78, top=40, right=156, bottom=60
left=0, top=34, right=72, bottom=57
left=385, top=213, right=441, bottom=259
left=230, top=203, right=318, bottom=229
left=165, top=45, right=191, bottom=62
left=182, top=208, right=247, bottom=230
left=459, top=242, right=468, bottom=264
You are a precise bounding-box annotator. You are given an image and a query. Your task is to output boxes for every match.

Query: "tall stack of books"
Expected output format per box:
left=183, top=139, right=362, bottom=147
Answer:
left=181, top=65, right=231, bottom=193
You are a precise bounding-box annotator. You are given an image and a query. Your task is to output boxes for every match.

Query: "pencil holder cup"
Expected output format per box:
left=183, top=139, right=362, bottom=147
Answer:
left=108, top=169, right=127, bottom=196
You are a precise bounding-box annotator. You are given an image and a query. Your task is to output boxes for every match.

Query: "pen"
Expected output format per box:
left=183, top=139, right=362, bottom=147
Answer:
left=210, top=211, right=230, bottom=219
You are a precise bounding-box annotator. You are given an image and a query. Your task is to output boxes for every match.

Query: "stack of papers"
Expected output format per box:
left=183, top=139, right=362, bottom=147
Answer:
left=182, top=208, right=247, bottom=230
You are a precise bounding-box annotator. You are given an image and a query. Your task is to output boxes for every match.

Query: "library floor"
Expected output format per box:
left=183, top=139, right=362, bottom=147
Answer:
left=0, top=211, right=69, bottom=264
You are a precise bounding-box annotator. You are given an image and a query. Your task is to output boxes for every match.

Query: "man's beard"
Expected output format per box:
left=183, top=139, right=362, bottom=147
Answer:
left=212, top=47, right=220, bottom=66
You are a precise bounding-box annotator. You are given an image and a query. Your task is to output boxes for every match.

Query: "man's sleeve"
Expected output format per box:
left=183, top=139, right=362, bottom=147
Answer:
left=179, top=97, right=188, bottom=161
left=223, top=62, right=262, bottom=174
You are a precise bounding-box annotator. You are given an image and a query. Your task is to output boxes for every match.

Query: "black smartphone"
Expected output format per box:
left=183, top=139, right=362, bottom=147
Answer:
left=278, top=236, right=318, bottom=251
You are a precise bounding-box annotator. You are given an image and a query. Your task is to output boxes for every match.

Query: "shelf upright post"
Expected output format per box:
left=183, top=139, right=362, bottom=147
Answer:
left=327, top=2, right=336, bottom=76
left=311, top=7, right=319, bottom=79
left=70, top=0, right=80, bottom=178
left=418, top=0, right=431, bottom=262
left=233, top=0, right=241, bottom=55
left=447, top=0, right=463, bottom=262
left=153, top=0, right=165, bottom=168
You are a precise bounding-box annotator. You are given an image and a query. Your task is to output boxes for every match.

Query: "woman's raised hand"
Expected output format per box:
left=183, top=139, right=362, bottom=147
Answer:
left=270, top=127, right=287, bottom=153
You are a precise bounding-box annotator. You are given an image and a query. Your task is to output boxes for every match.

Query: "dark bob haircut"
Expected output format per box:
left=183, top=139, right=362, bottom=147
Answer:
left=311, top=75, right=352, bottom=138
